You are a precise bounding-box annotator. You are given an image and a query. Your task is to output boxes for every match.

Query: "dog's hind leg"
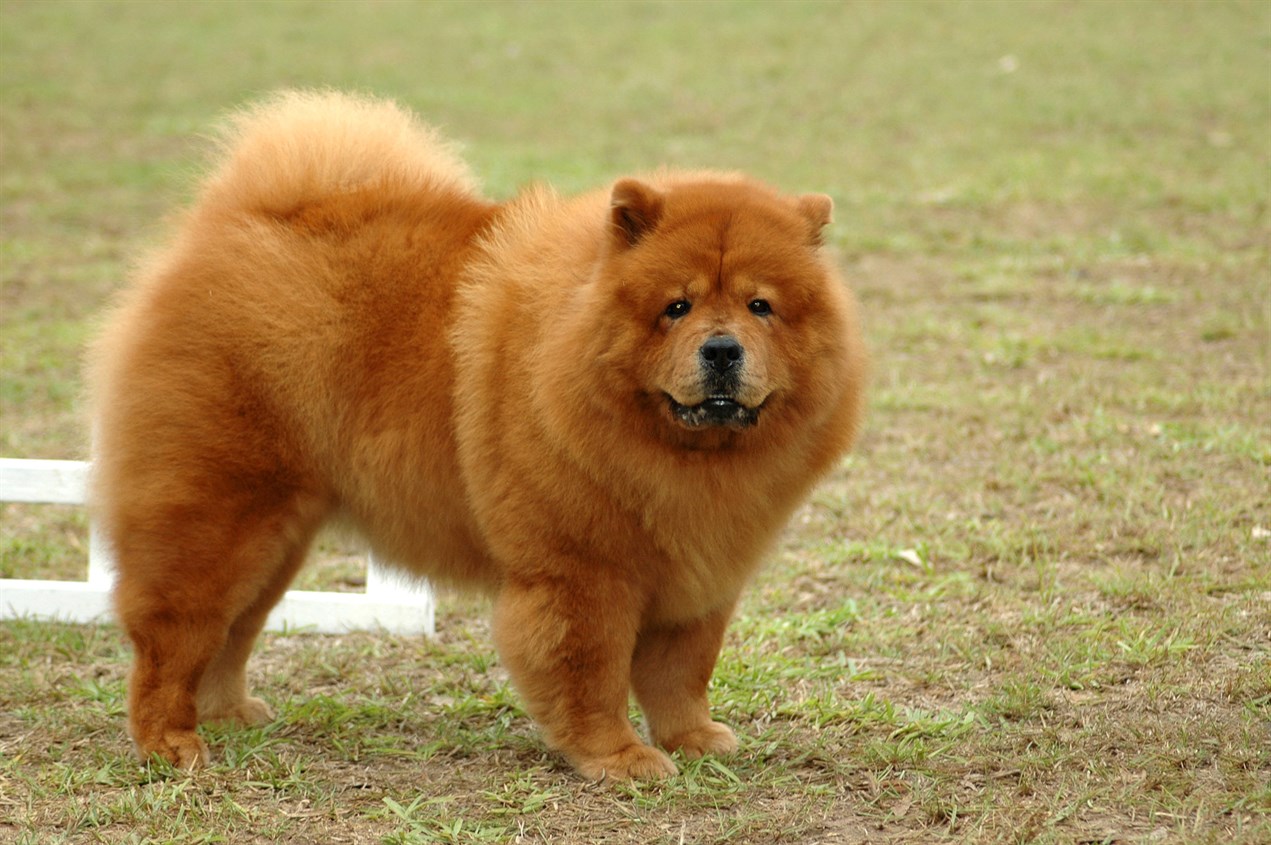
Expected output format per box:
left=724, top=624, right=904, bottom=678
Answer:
left=196, top=506, right=323, bottom=728
left=112, top=487, right=326, bottom=768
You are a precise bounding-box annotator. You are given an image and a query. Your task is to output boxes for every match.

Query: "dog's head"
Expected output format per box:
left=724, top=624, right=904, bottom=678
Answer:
left=581, top=176, right=855, bottom=447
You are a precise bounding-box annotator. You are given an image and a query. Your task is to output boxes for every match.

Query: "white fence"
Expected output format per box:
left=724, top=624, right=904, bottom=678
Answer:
left=0, top=458, right=434, bottom=635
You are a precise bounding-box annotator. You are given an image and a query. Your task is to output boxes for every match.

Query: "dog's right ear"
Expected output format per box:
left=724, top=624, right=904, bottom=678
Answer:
left=610, top=179, right=664, bottom=248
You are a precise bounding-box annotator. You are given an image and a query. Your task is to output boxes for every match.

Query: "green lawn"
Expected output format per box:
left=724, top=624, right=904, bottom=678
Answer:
left=2, top=1, right=1268, bottom=843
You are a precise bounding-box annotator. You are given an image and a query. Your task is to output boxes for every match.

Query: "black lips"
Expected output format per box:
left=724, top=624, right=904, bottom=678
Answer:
left=668, top=396, right=760, bottom=429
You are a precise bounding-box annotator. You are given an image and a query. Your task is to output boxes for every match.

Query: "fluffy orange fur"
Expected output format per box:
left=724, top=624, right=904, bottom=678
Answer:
left=88, top=91, right=867, bottom=779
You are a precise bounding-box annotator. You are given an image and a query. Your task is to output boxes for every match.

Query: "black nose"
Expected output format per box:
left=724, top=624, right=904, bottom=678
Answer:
left=700, top=336, right=743, bottom=374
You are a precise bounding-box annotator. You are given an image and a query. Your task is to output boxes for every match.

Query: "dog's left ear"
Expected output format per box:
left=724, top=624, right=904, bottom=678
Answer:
left=610, top=179, right=664, bottom=248
left=796, top=193, right=833, bottom=246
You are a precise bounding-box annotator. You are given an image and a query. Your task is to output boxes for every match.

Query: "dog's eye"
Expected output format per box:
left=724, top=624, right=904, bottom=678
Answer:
left=664, top=300, right=692, bottom=319
left=748, top=299, right=772, bottom=317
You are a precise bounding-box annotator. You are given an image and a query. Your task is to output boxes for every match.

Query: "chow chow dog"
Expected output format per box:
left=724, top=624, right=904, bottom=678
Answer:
left=88, top=91, right=866, bottom=779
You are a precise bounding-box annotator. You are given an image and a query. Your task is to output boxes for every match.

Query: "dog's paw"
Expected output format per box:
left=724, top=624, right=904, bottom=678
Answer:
left=137, top=730, right=211, bottom=770
left=575, top=743, right=678, bottom=781
left=202, top=695, right=274, bottom=727
left=658, top=721, right=737, bottom=759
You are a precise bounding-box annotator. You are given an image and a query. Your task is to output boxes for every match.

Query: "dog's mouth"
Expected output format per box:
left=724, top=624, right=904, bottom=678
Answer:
left=666, top=395, right=761, bottom=430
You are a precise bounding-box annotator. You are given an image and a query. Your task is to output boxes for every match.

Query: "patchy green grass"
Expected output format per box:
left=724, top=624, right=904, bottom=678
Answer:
left=2, top=1, right=1268, bottom=843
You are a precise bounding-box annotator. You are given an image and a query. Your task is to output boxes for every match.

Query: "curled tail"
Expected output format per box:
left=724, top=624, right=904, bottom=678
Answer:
left=199, top=90, right=480, bottom=217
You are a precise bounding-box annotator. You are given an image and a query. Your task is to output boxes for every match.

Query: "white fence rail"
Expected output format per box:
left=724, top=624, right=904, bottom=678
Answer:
left=0, top=458, right=434, bottom=635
